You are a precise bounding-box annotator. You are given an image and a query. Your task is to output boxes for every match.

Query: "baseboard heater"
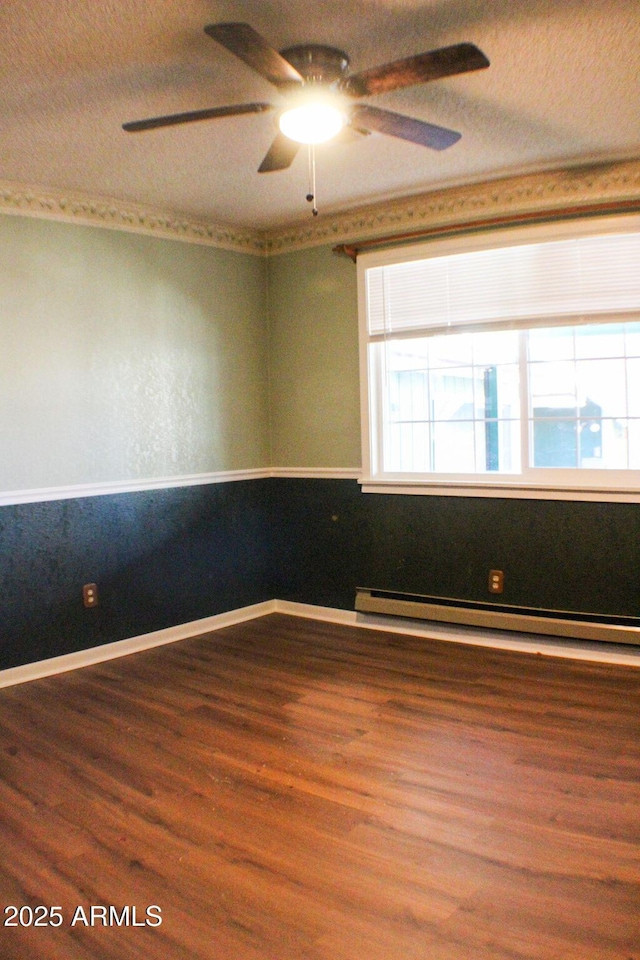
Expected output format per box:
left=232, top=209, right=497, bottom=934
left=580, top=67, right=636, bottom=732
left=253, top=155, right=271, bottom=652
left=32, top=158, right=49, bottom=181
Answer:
left=355, top=588, right=640, bottom=646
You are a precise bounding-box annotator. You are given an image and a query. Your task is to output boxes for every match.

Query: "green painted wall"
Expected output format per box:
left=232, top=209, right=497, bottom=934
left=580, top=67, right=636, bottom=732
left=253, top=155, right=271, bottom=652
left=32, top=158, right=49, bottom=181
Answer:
left=267, top=245, right=361, bottom=468
left=263, top=240, right=640, bottom=625
left=0, top=216, right=269, bottom=492
left=3, top=212, right=640, bottom=653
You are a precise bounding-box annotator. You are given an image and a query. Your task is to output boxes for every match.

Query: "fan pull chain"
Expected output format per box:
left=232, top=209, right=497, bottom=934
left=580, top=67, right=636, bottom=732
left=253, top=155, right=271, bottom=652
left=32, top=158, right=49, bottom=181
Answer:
left=306, top=144, right=318, bottom=217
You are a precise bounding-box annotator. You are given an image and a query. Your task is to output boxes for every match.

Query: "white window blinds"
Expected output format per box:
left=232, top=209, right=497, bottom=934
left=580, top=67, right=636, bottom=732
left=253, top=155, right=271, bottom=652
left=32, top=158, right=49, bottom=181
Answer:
left=366, top=230, right=640, bottom=337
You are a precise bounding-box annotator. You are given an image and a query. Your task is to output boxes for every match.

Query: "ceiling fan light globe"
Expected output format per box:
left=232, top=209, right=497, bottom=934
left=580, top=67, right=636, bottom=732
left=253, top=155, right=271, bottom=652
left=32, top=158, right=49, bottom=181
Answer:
left=279, top=103, right=345, bottom=144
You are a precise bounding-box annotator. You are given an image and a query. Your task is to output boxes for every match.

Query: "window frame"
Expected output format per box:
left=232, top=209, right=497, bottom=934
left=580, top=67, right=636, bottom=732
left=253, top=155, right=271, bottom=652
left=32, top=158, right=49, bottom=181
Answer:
left=357, top=213, right=640, bottom=502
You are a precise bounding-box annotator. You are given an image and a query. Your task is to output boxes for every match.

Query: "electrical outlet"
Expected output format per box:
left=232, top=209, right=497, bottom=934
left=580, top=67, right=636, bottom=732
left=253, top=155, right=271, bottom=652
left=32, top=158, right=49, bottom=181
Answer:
left=488, top=569, right=504, bottom=594
left=83, top=583, right=98, bottom=608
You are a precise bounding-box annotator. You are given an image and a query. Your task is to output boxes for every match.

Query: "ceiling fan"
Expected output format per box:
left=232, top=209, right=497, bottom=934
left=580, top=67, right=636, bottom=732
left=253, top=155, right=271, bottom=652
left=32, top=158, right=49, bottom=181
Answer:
left=123, top=22, right=490, bottom=175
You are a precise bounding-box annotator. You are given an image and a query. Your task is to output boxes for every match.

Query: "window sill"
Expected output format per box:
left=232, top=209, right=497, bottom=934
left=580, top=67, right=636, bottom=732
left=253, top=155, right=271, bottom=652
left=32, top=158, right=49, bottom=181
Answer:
left=359, top=477, right=640, bottom=503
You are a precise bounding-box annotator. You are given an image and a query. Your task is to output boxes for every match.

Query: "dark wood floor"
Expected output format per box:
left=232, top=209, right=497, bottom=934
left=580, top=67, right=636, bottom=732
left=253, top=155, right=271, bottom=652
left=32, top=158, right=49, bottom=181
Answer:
left=0, top=613, right=639, bottom=960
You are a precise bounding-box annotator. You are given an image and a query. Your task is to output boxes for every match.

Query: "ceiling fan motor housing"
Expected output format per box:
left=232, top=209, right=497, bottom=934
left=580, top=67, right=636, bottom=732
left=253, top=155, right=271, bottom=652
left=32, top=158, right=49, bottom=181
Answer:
left=279, top=45, right=350, bottom=84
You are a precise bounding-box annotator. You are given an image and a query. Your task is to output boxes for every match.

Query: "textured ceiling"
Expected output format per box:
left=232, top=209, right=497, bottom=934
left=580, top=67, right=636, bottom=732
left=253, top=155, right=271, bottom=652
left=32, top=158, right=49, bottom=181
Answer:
left=2, top=0, right=639, bottom=229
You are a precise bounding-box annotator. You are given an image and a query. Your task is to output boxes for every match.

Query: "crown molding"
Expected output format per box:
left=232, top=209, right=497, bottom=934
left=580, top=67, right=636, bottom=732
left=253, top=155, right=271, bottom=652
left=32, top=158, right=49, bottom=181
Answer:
left=2, top=159, right=639, bottom=257
left=0, top=179, right=268, bottom=256
left=265, top=158, right=640, bottom=254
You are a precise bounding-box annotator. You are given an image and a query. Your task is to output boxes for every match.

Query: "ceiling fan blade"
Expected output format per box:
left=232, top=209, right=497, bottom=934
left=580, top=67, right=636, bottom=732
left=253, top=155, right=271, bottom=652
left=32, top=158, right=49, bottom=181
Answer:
left=123, top=102, right=273, bottom=133
left=258, top=133, right=300, bottom=172
left=334, top=124, right=371, bottom=144
left=205, top=22, right=303, bottom=88
left=341, top=43, right=489, bottom=98
left=350, top=104, right=461, bottom=150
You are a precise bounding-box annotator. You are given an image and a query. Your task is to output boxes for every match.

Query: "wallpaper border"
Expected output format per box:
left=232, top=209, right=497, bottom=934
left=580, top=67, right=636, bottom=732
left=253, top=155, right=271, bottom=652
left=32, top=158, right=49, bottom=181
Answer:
left=2, top=159, right=639, bottom=256
left=266, top=159, right=640, bottom=254
left=0, top=178, right=267, bottom=255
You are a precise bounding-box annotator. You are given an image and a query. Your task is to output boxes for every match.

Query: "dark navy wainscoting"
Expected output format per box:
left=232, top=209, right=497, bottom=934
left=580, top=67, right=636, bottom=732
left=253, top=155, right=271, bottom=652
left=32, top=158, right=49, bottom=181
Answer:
left=3, top=477, right=640, bottom=671
left=270, top=479, right=640, bottom=620
left=0, top=480, right=273, bottom=670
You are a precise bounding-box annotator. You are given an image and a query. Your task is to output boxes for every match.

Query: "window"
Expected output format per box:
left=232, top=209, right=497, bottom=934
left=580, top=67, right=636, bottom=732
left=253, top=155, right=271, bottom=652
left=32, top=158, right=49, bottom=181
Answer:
left=358, top=215, right=640, bottom=499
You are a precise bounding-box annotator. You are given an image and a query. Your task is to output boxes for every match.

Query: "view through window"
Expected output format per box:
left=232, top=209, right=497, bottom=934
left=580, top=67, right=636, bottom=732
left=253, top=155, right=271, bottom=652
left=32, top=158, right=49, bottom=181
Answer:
left=359, top=217, right=640, bottom=494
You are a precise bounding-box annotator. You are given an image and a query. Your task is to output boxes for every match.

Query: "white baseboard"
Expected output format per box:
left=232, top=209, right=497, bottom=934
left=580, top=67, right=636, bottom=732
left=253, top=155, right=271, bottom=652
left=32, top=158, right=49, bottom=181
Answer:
left=2, top=598, right=639, bottom=689
left=274, top=599, right=359, bottom=624
left=0, top=601, right=276, bottom=689
left=275, top=600, right=640, bottom=668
